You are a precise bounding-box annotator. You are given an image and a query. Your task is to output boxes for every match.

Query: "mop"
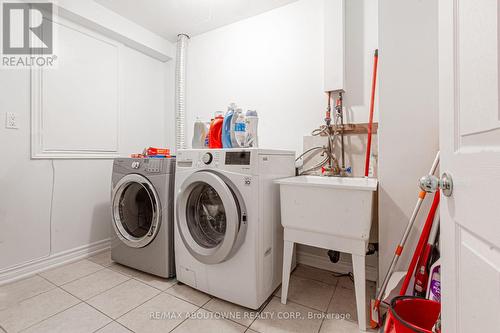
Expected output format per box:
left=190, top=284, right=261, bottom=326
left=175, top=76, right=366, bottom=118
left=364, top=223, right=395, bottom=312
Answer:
left=369, top=151, right=440, bottom=328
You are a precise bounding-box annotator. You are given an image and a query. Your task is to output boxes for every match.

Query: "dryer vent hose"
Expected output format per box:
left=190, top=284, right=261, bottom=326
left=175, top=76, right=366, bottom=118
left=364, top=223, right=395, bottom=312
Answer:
left=175, top=34, right=190, bottom=152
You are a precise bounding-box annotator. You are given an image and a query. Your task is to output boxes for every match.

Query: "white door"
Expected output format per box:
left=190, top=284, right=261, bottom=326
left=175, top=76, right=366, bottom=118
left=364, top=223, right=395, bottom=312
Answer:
left=439, top=0, right=500, bottom=331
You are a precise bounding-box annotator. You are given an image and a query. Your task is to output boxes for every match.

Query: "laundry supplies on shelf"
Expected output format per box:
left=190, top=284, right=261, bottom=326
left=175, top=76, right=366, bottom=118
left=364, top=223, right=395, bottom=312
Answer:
left=143, top=147, right=171, bottom=157
left=230, top=107, right=243, bottom=148
left=234, top=111, right=247, bottom=148
left=192, top=117, right=208, bottom=149
left=222, top=103, right=237, bottom=148
left=208, top=112, right=224, bottom=148
left=245, top=110, right=259, bottom=147
left=192, top=104, right=259, bottom=149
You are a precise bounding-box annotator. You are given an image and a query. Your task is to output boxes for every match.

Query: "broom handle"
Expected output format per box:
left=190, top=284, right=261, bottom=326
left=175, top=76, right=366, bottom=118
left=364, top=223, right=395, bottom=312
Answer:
left=374, top=151, right=440, bottom=304
left=364, top=49, right=379, bottom=177
left=400, top=192, right=440, bottom=295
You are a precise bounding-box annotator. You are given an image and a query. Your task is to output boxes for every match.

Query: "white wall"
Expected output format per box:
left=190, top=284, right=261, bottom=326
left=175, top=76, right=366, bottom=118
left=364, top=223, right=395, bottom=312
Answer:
left=185, top=0, right=378, bottom=154
left=378, top=0, right=439, bottom=279
left=0, top=9, right=175, bottom=279
left=183, top=0, right=379, bottom=277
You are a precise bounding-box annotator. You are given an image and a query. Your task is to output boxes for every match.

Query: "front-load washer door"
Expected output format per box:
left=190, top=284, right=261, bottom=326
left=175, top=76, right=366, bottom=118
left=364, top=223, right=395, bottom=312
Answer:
left=177, top=171, right=245, bottom=264
left=112, top=174, right=161, bottom=248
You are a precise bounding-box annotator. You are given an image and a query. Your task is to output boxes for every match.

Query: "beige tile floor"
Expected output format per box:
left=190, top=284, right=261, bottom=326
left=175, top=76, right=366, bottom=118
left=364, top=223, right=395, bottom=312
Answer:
left=0, top=251, right=376, bottom=333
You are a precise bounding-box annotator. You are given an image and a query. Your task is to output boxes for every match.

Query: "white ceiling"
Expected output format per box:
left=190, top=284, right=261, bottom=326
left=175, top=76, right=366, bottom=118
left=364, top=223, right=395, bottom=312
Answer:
left=94, top=0, right=300, bottom=42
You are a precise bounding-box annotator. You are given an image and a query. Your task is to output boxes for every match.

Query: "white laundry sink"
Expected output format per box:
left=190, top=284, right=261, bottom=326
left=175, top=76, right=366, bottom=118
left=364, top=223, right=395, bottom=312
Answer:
left=276, top=175, right=378, bottom=332
left=275, top=176, right=378, bottom=241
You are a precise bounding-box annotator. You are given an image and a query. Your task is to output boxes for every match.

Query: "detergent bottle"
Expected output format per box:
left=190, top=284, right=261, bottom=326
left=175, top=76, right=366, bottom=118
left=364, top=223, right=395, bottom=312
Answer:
left=192, top=117, right=207, bottom=149
left=222, top=103, right=236, bottom=148
left=426, top=259, right=441, bottom=302
left=208, top=112, right=224, bottom=148
left=230, top=108, right=242, bottom=148
left=245, top=110, right=259, bottom=147
left=204, top=121, right=210, bottom=147
left=234, top=111, right=247, bottom=148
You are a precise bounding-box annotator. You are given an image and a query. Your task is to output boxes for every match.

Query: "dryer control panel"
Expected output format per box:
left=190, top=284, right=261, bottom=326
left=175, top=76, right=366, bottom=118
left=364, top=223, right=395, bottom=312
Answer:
left=112, top=157, right=175, bottom=175
left=145, top=159, right=161, bottom=173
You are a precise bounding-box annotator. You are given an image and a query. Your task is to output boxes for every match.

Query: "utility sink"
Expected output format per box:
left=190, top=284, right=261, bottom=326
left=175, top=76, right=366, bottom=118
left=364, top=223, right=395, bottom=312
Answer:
left=275, top=175, right=378, bottom=241
left=276, top=175, right=378, bottom=332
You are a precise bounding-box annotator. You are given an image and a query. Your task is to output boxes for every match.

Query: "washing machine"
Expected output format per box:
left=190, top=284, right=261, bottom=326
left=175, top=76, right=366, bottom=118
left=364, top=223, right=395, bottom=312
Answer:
left=111, top=157, right=175, bottom=278
left=174, top=149, right=295, bottom=309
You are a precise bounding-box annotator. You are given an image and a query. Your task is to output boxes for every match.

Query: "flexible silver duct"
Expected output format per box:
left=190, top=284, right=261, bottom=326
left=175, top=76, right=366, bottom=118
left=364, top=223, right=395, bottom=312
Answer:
left=175, top=34, right=190, bottom=151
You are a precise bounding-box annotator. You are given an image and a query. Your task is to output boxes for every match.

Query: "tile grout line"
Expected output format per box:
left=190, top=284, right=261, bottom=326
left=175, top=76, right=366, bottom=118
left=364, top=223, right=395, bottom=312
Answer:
left=88, top=280, right=162, bottom=323
left=317, top=280, right=339, bottom=333
left=40, top=261, right=108, bottom=287
left=37, top=261, right=176, bottom=332
left=200, top=302, right=253, bottom=329
left=270, top=295, right=328, bottom=314
left=31, top=273, right=129, bottom=331
left=2, top=275, right=59, bottom=305
left=245, top=293, right=288, bottom=332
left=17, top=297, right=83, bottom=333
left=57, top=274, right=168, bottom=332
left=107, top=263, right=179, bottom=293
left=161, top=286, right=213, bottom=309
left=91, top=320, right=132, bottom=333
left=292, top=272, right=341, bottom=288
left=9, top=261, right=362, bottom=333
left=59, top=266, right=128, bottom=290
left=276, top=273, right=341, bottom=311
left=62, top=279, right=132, bottom=318
left=167, top=305, right=204, bottom=333
left=128, top=275, right=177, bottom=293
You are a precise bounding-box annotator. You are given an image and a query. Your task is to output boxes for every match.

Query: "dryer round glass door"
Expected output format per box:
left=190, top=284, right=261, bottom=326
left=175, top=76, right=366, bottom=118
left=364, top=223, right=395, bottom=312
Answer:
left=112, top=174, right=161, bottom=248
left=177, top=171, right=245, bottom=264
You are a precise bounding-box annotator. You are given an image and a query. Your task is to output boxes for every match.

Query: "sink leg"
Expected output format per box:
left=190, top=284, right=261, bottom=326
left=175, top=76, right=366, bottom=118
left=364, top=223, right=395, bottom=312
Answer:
left=281, top=240, right=294, bottom=304
left=352, top=254, right=367, bottom=331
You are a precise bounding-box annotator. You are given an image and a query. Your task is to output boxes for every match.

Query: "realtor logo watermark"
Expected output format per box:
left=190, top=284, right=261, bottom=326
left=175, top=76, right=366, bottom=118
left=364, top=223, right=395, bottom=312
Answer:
left=1, top=1, right=57, bottom=67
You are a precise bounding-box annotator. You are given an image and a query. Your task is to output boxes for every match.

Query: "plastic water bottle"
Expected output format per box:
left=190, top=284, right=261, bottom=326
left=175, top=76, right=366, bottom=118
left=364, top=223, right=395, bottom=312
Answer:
left=234, top=112, right=247, bottom=148
left=245, top=110, right=258, bottom=147
left=192, top=117, right=207, bottom=149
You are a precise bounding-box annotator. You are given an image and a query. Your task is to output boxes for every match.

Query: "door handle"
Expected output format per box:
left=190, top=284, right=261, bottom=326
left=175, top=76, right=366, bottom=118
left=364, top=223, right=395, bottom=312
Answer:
left=419, top=172, right=454, bottom=197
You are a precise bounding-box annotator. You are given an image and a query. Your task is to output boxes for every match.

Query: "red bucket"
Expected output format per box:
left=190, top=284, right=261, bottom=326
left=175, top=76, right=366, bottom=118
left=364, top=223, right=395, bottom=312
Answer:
left=384, top=296, right=440, bottom=333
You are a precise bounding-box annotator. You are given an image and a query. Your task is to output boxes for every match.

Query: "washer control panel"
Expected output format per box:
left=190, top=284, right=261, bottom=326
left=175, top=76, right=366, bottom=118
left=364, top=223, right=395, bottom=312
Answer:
left=176, top=150, right=253, bottom=172
left=197, top=151, right=221, bottom=168
left=202, top=152, right=213, bottom=165
left=225, top=151, right=251, bottom=165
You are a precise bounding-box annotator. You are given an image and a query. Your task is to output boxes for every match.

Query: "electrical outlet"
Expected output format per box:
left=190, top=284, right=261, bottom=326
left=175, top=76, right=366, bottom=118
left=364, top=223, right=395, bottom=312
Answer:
left=5, top=112, right=18, bottom=129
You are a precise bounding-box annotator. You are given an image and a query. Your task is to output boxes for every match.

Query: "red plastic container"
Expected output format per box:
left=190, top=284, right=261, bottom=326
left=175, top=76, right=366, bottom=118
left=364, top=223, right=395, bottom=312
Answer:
left=208, top=112, right=224, bottom=148
left=144, top=147, right=171, bottom=157
left=384, top=296, right=440, bottom=333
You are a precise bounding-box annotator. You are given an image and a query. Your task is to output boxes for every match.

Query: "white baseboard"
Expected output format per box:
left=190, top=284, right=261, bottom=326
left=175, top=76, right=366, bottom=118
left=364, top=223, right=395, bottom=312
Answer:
left=0, top=239, right=111, bottom=286
left=296, top=250, right=378, bottom=282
